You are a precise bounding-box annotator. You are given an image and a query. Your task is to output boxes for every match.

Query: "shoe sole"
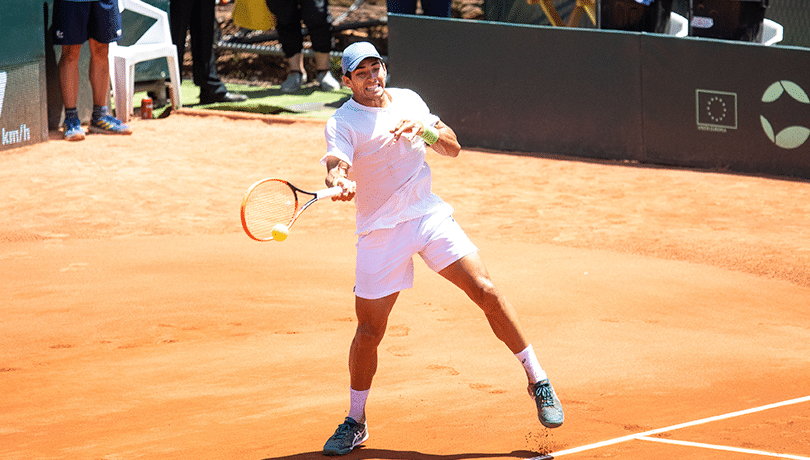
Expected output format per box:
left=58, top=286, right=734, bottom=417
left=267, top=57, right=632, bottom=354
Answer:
left=540, top=418, right=563, bottom=429
left=89, top=126, right=133, bottom=135
left=199, top=96, right=247, bottom=104
left=538, top=405, right=564, bottom=428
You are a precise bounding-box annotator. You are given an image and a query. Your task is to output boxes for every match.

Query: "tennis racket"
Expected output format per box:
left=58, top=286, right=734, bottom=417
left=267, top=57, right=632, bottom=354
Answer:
left=240, top=178, right=343, bottom=241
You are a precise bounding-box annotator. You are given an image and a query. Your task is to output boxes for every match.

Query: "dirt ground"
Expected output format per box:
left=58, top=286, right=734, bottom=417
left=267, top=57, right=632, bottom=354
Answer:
left=1, top=111, right=809, bottom=460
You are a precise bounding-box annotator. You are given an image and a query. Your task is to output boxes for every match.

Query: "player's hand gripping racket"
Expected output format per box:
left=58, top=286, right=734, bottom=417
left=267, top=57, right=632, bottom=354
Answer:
left=240, top=179, right=343, bottom=241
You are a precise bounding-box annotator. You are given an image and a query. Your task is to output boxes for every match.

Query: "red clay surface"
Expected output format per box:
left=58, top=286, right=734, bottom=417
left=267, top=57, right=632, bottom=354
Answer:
left=2, top=111, right=809, bottom=460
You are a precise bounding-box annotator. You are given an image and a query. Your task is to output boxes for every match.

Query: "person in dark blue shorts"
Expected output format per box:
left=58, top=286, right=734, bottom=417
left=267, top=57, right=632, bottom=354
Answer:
left=53, top=0, right=132, bottom=140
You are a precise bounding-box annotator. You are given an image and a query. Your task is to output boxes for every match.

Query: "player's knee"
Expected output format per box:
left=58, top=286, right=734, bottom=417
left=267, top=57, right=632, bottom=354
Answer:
left=354, top=322, right=386, bottom=347
left=471, top=277, right=502, bottom=313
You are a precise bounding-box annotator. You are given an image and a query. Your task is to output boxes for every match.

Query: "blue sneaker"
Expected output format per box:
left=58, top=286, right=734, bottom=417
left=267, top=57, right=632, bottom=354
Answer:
left=532, top=379, right=564, bottom=428
left=323, top=417, right=368, bottom=456
left=63, top=117, right=85, bottom=141
left=90, top=114, right=133, bottom=135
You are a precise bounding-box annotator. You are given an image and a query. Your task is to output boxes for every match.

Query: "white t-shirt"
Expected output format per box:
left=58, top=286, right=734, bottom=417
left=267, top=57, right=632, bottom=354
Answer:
left=322, top=88, right=453, bottom=235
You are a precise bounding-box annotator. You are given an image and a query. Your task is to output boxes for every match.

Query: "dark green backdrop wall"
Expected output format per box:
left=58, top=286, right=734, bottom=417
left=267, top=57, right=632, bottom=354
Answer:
left=0, top=0, right=48, bottom=151
left=388, top=14, right=810, bottom=179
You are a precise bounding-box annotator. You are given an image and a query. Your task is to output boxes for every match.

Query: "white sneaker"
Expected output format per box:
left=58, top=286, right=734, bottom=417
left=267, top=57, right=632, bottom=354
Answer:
left=316, top=70, right=341, bottom=91
left=280, top=72, right=306, bottom=94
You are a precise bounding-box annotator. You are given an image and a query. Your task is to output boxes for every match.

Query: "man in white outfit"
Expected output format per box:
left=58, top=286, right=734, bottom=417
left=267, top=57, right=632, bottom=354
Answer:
left=321, top=42, right=564, bottom=456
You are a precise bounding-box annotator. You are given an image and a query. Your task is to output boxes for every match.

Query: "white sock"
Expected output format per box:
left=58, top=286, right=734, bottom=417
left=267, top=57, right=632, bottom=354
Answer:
left=515, top=344, right=547, bottom=384
left=348, top=388, right=369, bottom=424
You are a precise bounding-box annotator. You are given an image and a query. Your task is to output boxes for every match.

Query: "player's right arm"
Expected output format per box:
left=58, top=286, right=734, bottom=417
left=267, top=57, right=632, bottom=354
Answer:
left=325, top=156, right=356, bottom=202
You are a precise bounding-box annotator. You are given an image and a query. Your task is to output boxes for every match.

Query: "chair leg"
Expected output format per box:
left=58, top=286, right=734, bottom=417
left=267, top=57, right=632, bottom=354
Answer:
left=123, top=61, right=136, bottom=123
left=567, top=0, right=596, bottom=27
left=112, top=56, right=129, bottom=122
left=529, top=0, right=564, bottom=26
left=165, top=52, right=182, bottom=110
left=567, top=6, right=584, bottom=27
left=582, top=0, right=596, bottom=25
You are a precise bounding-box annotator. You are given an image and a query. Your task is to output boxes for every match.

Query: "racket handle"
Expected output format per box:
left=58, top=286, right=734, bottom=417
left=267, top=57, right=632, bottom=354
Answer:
left=318, top=186, right=344, bottom=200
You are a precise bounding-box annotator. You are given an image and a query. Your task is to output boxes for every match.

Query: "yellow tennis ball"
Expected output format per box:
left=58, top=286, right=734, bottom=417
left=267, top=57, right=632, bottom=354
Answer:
left=271, top=223, right=289, bottom=241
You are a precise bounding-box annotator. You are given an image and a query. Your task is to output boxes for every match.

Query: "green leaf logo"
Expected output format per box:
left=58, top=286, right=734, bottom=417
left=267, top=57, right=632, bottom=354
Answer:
left=761, top=80, right=810, bottom=150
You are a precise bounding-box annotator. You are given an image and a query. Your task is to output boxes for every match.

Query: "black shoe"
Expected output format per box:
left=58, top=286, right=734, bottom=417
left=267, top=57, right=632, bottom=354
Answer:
left=199, top=91, right=247, bottom=104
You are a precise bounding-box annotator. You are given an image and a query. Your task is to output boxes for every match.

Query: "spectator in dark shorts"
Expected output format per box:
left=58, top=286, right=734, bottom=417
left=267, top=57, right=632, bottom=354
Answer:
left=53, top=0, right=133, bottom=141
left=264, top=0, right=341, bottom=93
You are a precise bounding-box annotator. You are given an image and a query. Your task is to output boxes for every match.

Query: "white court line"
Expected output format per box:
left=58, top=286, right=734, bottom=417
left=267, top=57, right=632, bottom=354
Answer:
left=637, top=436, right=810, bottom=460
left=529, top=395, right=810, bottom=459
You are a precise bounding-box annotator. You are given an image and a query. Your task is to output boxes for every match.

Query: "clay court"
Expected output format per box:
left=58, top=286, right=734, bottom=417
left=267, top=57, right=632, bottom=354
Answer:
left=1, top=111, right=809, bottom=459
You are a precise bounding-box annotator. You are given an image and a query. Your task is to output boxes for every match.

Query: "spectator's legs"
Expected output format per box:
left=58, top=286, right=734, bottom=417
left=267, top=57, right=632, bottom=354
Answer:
left=58, top=44, right=82, bottom=109
left=286, top=53, right=305, bottom=74
left=266, top=0, right=305, bottom=57
left=87, top=38, right=110, bottom=107
left=315, top=52, right=331, bottom=72
left=189, top=0, right=227, bottom=95
left=386, top=0, right=418, bottom=15
left=420, top=0, right=452, bottom=17
left=169, top=0, right=192, bottom=63
left=300, top=0, right=332, bottom=54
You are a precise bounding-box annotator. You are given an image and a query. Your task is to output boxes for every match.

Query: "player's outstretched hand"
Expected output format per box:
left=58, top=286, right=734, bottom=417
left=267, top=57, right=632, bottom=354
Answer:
left=331, top=177, right=356, bottom=202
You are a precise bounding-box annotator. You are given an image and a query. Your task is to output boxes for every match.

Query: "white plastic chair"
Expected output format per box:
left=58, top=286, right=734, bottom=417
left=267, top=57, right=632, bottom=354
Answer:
left=108, top=0, right=181, bottom=122
left=667, top=12, right=688, bottom=37
left=761, top=18, right=783, bottom=46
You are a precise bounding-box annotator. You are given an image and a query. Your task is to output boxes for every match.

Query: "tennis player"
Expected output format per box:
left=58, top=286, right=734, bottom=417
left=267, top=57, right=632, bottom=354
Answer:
left=320, top=41, right=564, bottom=456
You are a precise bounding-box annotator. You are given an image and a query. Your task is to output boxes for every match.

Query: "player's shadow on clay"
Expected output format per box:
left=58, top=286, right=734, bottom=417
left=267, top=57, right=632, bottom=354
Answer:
left=261, top=449, right=544, bottom=460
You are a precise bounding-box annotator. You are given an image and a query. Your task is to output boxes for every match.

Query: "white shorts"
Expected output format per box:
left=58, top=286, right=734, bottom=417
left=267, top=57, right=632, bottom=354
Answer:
left=354, top=212, right=478, bottom=300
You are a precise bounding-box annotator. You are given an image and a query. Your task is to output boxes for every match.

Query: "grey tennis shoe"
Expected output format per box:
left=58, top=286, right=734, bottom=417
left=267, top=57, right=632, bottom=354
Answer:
left=280, top=71, right=306, bottom=94
left=531, top=379, right=564, bottom=428
left=323, top=417, right=368, bottom=456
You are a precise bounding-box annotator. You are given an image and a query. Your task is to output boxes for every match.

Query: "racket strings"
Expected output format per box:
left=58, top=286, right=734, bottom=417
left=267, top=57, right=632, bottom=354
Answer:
left=243, top=181, right=297, bottom=240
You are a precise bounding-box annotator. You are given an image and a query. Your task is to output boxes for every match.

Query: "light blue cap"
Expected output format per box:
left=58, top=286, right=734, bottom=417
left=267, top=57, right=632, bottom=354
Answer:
left=341, top=42, right=382, bottom=75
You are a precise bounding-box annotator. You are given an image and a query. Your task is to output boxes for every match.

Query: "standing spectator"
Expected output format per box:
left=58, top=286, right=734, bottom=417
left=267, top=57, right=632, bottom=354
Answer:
left=264, top=0, right=341, bottom=93
left=53, top=0, right=133, bottom=141
left=170, top=0, right=247, bottom=104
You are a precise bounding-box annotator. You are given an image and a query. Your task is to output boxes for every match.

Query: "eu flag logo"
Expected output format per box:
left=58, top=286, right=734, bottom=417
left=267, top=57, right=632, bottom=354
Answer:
left=696, top=89, right=737, bottom=130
